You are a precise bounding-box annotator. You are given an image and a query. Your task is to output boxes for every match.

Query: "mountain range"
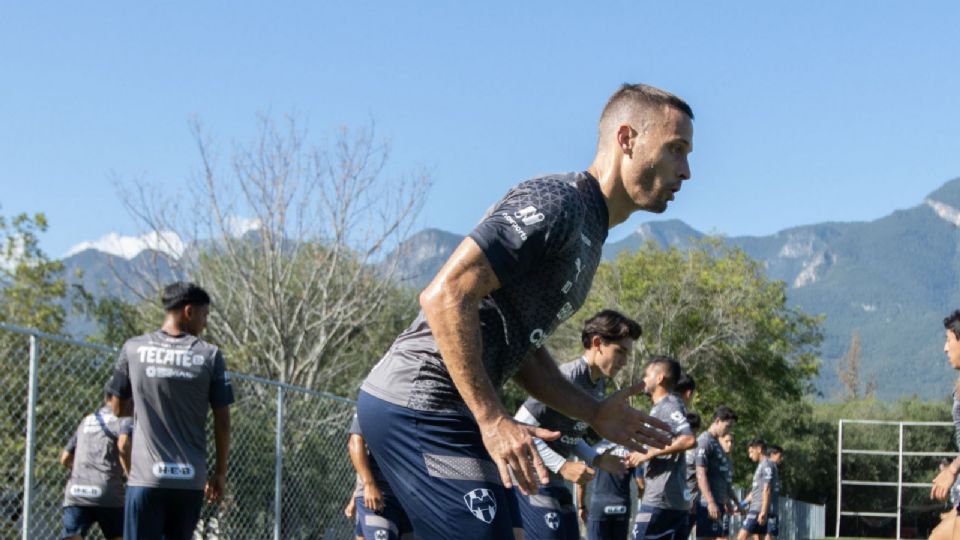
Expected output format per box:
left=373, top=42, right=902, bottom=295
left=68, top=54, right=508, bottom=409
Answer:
left=61, top=177, right=960, bottom=401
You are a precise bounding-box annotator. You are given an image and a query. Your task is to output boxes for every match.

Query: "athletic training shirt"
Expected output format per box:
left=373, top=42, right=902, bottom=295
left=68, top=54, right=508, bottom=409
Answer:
left=107, top=330, right=234, bottom=491
left=952, top=389, right=960, bottom=452
left=695, top=432, right=732, bottom=506
left=62, top=406, right=133, bottom=507
left=588, top=447, right=635, bottom=520
left=748, top=458, right=779, bottom=515
left=641, top=393, right=693, bottom=510
left=362, top=172, right=609, bottom=413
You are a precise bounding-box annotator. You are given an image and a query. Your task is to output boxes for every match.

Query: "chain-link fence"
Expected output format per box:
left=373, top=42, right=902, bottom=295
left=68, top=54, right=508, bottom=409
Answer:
left=1, top=322, right=358, bottom=540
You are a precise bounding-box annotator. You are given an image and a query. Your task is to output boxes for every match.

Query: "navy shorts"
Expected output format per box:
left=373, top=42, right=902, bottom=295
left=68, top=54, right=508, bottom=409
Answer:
left=62, top=505, right=123, bottom=539
left=514, top=484, right=578, bottom=539
left=740, top=511, right=770, bottom=535
left=695, top=501, right=727, bottom=537
left=357, top=391, right=516, bottom=539
left=356, top=492, right=414, bottom=540
left=766, top=515, right=779, bottom=537
left=587, top=517, right=629, bottom=540
left=630, top=504, right=690, bottom=540
left=124, top=486, right=204, bottom=540
left=354, top=496, right=364, bottom=537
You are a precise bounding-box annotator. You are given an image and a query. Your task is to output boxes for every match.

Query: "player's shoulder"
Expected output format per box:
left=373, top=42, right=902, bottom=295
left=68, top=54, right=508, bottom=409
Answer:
left=121, top=330, right=156, bottom=349
left=559, top=356, right=589, bottom=378
left=509, top=172, right=588, bottom=214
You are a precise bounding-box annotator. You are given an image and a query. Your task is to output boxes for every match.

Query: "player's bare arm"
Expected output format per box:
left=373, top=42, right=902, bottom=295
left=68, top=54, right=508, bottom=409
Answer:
left=932, top=455, right=960, bottom=501
left=348, top=433, right=384, bottom=512
left=420, top=237, right=560, bottom=495
left=206, top=405, right=230, bottom=503
left=514, top=347, right=672, bottom=454
left=117, top=434, right=131, bottom=476
left=634, top=434, right=695, bottom=463
left=697, top=464, right=719, bottom=520
left=110, top=395, right=132, bottom=418
left=59, top=449, right=73, bottom=469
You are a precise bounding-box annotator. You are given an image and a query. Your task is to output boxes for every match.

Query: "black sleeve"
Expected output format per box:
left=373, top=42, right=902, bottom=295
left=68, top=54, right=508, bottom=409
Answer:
left=468, top=179, right=578, bottom=287
left=64, top=434, right=77, bottom=454
left=105, top=345, right=132, bottom=399
left=209, top=350, right=235, bottom=408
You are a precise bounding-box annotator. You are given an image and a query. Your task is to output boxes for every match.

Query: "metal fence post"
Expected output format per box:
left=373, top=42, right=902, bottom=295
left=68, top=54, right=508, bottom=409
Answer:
left=835, top=419, right=842, bottom=538
left=22, top=334, right=39, bottom=540
left=897, top=422, right=904, bottom=540
left=273, top=386, right=284, bottom=540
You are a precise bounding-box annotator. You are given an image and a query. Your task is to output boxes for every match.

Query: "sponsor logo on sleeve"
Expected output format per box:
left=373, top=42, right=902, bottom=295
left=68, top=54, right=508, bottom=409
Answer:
left=463, top=488, right=497, bottom=524
left=69, top=485, right=103, bottom=498
left=515, top=206, right=545, bottom=226
left=152, top=462, right=196, bottom=479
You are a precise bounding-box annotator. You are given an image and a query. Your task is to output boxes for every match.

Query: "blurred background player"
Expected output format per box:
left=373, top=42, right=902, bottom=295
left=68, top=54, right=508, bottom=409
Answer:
left=59, top=390, right=133, bottom=540
left=107, top=282, right=234, bottom=540
left=675, top=374, right=696, bottom=406
left=684, top=412, right=702, bottom=536
left=348, top=412, right=413, bottom=540
left=737, top=439, right=775, bottom=540
left=695, top=406, right=738, bottom=539
left=513, top=310, right=640, bottom=539
left=763, top=445, right=783, bottom=540
left=630, top=357, right=696, bottom=540
left=930, top=310, right=960, bottom=540
left=577, top=445, right=645, bottom=540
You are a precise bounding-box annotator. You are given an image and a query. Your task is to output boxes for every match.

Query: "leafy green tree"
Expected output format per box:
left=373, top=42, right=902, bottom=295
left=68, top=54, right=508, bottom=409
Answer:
left=0, top=212, right=68, bottom=333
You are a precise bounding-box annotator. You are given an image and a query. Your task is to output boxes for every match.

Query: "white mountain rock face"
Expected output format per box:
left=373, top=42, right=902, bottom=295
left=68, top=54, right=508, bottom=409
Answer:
left=926, top=198, right=960, bottom=226
left=793, top=251, right=832, bottom=288
left=65, top=230, right=185, bottom=260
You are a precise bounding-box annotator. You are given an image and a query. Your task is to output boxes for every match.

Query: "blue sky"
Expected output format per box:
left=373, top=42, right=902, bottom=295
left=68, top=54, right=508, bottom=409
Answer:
left=2, top=2, right=959, bottom=258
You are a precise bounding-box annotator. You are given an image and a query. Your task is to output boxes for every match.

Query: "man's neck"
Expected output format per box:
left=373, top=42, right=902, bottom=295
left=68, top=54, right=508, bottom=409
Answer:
left=588, top=156, right=634, bottom=229
left=583, top=354, right=603, bottom=383
left=651, top=387, right=670, bottom=403
left=709, top=425, right=724, bottom=438
left=160, top=318, right=191, bottom=337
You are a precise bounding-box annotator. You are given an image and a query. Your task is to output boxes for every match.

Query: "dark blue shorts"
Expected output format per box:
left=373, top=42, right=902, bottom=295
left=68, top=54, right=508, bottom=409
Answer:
left=356, top=492, right=414, bottom=540
left=62, top=505, right=123, bottom=539
left=354, top=497, right=364, bottom=537
left=630, top=504, right=690, bottom=540
left=124, top=486, right=203, bottom=540
left=766, top=514, right=779, bottom=537
left=740, top=511, right=770, bottom=535
left=514, top=484, right=578, bottom=539
left=695, top=501, right=728, bottom=537
left=357, top=391, right=516, bottom=540
left=587, top=516, right=629, bottom=540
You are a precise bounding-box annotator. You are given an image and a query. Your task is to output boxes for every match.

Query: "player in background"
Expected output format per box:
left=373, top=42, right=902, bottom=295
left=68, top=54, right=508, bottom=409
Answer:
left=513, top=310, right=640, bottom=539
left=577, top=444, right=645, bottom=540
left=737, top=439, right=774, bottom=540
left=684, top=412, right=703, bottom=536
left=357, top=83, right=693, bottom=539
left=60, top=391, right=133, bottom=540
left=343, top=494, right=364, bottom=540
left=107, top=282, right=234, bottom=540
left=348, top=413, right=413, bottom=540
left=630, top=357, right=696, bottom=540
left=675, top=374, right=696, bottom=406
left=929, top=310, right=960, bottom=540
left=695, top=406, right=738, bottom=539
left=762, top=445, right=783, bottom=540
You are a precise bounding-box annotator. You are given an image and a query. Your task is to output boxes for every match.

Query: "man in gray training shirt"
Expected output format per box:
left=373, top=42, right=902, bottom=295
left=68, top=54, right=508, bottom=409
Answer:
left=738, top=439, right=774, bottom=540
left=513, top=310, right=640, bottom=539
left=695, top=406, right=738, bottom=539
left=107, top=282, right=234, bottom=540
left=630, top=356, right=696, bottom=540
left=60, top=391, right=134, bottom=540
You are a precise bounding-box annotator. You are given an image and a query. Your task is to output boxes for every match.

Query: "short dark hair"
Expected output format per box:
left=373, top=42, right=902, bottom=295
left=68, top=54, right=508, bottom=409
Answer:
left=747, top=437, right=766, bottom=450
left=581, top=310, right=642, bottom=349
left=686, top=411, right=702, bottom=431
left=713, top=405, right=738, bottom=423
left=765, top=444, right=784, bottom=456
left=161, top=282, right=211, bottom=312
left=599, top=83, right=695, bottom=141
left=675, top=373, right=696, bottom=394
left=945, top=310, right=960, bottom=340
left=646, top=355, right=681, bottom=390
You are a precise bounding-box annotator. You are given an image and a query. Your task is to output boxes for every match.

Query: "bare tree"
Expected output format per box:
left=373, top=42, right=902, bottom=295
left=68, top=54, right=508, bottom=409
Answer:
left=837, top=331, right=862, bottom=400
left=117, top=115, right=429, bottom=390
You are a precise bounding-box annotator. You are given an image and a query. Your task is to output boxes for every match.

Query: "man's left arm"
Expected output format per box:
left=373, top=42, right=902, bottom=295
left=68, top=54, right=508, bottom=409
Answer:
left=635, top=434, right=696, bottom=462
left=513, top=348, right=671, bottom=450
left=206, top=352, right=234, bottom=503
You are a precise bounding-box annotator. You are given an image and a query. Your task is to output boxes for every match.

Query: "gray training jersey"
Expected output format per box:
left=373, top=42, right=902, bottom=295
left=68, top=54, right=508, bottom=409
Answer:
left=62, top=406, right=133, bottom=507
left=952, top=389, right=960, bottom=452
left=641, top=393, right=693, bottom=510
left=522, top=357, right=604, bottom=484
left=362, top=172, right=609, bottom=414
left=107, top=330, right=234, bottom=490
left=695, top=432, right=732, bottom=506
left=748, top=458, right=779, bottom=515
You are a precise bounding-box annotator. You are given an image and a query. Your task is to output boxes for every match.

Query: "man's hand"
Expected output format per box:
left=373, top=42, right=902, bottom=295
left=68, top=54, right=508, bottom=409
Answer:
left=364, top=483, right=385, bottom=513
left=205, top=473, right=225, bottom=503
left=480, top=416, right=560, bottom=496
left=593, top=450, right=626, bottom=476
left=578, top=506, right=588, bottom=523
left=344, top=497, right=356, bottom=520
left=625, top=451, right=649, bottom=469
left=707, top=501, right=720, bottom=520
left=932, top=467, right=958, bottom=501
left=559, top=461, right=596, bottom=485
left=589, top=383, right=672, bottom=452
left=757, top=511, right=768, bottom=526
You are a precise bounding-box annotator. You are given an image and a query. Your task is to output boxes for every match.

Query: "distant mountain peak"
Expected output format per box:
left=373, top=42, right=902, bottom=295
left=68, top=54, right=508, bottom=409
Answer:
left=925, top=198, right=960, bottom=227
left=65, top=230, right=185, bottom=260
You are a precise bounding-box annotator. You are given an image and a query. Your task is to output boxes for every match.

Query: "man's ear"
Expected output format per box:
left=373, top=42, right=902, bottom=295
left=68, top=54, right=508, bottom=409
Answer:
left=616, top=124, right=635, bottom=156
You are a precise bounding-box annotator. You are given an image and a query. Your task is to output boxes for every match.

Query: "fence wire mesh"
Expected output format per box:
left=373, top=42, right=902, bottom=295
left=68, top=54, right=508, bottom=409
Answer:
left=1, top=323, right=358, bottom=540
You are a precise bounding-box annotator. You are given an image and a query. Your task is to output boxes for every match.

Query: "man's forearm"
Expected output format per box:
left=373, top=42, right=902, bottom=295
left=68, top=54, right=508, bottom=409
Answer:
left=696, top=466, right=714, bottom=505
left=212, top=406, right=230, bottom=476
left=514, top=348, right=599, bottom=424
left=760, top=485, right=771, bottom=514
left=348, top=435, right=379, bottom=486
left=644, top=435, right=696, bottom=460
